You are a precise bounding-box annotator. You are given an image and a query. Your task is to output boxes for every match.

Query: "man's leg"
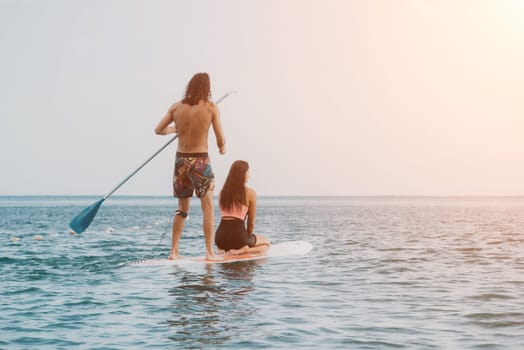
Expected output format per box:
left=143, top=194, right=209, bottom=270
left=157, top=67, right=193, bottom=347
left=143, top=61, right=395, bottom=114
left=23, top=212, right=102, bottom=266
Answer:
left=169, top=197, right=190, bottom=260
left=200, top=190, right=215, bottom=259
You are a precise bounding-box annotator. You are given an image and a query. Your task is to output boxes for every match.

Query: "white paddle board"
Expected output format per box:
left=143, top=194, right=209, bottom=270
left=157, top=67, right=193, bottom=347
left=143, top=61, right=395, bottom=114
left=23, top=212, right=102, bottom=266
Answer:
left=131, top=240, right=312, bottom=266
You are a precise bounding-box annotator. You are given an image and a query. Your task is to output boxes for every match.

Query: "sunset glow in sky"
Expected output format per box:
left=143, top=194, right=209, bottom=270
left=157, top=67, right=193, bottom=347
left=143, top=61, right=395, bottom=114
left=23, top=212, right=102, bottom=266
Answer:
left=1, top=0, right=524, bottom=196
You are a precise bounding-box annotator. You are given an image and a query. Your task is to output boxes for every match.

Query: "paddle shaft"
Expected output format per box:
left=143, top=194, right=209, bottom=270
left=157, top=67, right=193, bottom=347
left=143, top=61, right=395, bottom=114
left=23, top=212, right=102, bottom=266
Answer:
left=103, top=90, right=234, bottom=200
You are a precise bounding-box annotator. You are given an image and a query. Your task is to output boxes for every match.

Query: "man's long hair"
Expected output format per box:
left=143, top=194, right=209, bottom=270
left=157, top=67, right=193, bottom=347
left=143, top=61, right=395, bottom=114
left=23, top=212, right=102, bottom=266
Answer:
left=219, top=160, right=249, bottom=211
left=182, top=72, right=211, bottom=106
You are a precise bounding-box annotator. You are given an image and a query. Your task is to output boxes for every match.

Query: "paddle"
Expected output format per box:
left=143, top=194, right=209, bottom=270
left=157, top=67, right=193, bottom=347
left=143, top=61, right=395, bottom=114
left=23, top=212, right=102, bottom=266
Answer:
left=69, top=90, right=235, bottom=233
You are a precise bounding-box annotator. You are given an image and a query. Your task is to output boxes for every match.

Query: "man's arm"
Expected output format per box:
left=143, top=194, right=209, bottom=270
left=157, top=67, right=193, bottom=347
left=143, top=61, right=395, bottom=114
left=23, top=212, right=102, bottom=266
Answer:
left=211, top=103, right=226, bottom=154
left=155, top=103, right=177, bottom=135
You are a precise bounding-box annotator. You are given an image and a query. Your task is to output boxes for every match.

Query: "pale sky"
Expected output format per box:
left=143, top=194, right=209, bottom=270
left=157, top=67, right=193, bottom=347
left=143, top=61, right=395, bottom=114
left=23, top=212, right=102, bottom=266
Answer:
left=1, top=0, right=524, bottom=196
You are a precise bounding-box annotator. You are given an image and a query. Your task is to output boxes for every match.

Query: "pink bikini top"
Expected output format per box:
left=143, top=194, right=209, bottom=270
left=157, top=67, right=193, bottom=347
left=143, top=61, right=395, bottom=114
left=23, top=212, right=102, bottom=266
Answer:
left=220, top=204, right=248, bottom=220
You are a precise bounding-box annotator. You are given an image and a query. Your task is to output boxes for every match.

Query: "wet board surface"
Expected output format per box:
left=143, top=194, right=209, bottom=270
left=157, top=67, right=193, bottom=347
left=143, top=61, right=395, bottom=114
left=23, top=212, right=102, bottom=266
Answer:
left=131, top=241, right=313, bottom=266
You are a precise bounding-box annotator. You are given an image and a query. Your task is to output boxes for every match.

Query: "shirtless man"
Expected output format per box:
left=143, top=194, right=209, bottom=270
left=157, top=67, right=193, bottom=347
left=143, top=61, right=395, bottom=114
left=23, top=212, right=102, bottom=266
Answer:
left=155, top=72, right=226, bottom=260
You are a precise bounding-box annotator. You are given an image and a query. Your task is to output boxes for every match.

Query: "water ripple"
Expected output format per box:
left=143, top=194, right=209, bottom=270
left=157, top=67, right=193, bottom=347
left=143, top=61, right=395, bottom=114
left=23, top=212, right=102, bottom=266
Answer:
left=2, top=196, right=524, bottom=349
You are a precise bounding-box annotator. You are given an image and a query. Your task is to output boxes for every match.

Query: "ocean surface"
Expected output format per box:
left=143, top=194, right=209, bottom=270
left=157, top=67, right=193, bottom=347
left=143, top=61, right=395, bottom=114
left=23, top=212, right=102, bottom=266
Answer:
left=1, top=196, right=524, bottom=349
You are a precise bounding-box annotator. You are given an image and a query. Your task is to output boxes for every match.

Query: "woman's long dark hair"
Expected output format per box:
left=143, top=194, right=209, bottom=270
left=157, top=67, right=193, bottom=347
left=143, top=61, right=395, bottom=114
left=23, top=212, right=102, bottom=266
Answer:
left=219, top=160, right=249, bottom=211
left=182, top=72, right=211, bottom=106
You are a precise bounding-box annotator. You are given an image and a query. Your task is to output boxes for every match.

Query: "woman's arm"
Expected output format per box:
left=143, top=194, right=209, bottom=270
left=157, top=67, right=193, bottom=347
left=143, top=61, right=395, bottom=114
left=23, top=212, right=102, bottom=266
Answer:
left=246, top=187, right=257, bottom=234
left=155, top=103, right=177, bottom=135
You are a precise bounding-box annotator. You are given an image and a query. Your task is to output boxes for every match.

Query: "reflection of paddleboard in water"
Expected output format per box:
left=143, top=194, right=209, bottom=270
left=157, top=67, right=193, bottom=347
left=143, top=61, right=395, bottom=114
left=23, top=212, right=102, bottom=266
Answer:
left=131, top=241, right=313, bottom=266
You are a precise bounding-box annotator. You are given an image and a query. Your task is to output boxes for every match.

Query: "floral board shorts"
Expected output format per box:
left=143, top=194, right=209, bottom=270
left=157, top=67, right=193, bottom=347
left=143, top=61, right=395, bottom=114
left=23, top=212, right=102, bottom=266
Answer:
left=173, top=152, right=214, bottom=198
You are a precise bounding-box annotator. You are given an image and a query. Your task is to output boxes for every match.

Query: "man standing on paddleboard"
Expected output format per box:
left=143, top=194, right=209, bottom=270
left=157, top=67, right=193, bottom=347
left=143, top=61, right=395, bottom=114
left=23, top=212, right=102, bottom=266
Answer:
left=155, top=72, right=226, bottom=260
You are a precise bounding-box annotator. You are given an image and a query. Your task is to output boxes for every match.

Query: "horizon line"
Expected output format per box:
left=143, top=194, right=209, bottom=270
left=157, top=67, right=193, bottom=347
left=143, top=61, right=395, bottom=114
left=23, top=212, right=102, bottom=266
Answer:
left=2, top=194, right=524, bottom=198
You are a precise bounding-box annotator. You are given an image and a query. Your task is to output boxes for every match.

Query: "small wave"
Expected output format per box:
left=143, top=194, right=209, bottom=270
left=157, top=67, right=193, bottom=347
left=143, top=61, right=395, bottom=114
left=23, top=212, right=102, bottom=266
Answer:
left=465, top=312, right=524, bottom=320
left=486, top=240, right=504, bottom=245
left=508, top=280, right=524, bottom=285
left=469, top=293, right=515, bottom=301
left=465, top=312, right=524, bottom=328
left=3, top=286, right=43, bottom=296
left=0, top=256, right=17, bottom=264
left=42, top=322, right=87, bottom=330
left=376, top=266, right=416, bottom=275
left=378, top=247, right=405, bottom=252
left=342, top=338, right=405, bottom=348
left=11, top=336, right=83, bottom=348
left=381, top=258, right=407, bottom=263
left=62, top=299, right=106, bottom=308
left=456, top=247, right=483, bottom=252
left=469, top=320, right=524, bottom=329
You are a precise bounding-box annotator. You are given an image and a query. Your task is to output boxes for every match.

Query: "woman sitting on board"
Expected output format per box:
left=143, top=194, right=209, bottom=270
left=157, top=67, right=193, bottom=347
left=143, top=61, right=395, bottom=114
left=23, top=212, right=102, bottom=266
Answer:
left=215, top=160, right=270, bottom=256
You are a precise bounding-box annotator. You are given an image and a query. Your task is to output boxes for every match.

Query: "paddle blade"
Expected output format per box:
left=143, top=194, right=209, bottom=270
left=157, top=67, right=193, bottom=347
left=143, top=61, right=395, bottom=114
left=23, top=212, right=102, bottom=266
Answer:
left=69, top=198, right=105, bottom=233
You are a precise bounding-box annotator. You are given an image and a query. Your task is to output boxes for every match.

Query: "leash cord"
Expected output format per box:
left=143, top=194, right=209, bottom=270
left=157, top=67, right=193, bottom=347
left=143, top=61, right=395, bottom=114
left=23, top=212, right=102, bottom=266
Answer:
left=126, top=219, right=170, bottom=265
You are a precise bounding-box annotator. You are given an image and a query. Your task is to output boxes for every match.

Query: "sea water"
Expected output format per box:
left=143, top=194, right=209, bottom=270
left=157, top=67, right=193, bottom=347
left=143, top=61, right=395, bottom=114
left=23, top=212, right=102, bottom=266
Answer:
left=1, top=196, right=524, bottom=349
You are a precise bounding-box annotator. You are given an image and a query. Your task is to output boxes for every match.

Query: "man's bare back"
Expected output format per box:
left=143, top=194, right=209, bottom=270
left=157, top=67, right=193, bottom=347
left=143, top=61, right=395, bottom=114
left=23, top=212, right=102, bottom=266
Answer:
left=174, top=101, right=217, bottom=153
left=155, top=100, right=225, bottom=154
